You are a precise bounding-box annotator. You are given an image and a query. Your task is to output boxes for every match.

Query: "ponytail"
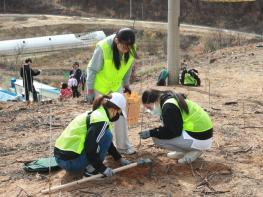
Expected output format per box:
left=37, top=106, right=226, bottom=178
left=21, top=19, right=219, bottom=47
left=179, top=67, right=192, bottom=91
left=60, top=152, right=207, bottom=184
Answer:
left=173, top=92, right=189, bottom=114
left=92, top=94, right=120, bottom=111
left=92, top=95, right=110, bottom=111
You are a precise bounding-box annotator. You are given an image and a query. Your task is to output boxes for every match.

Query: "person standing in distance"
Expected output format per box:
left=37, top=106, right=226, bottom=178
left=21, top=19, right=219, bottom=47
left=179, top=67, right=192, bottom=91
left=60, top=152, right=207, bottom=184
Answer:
left=86, top=28, right=137, bottom=155
left=20, top=58, right=40, bottom=104
left=70, top=61, right=82, bottom=86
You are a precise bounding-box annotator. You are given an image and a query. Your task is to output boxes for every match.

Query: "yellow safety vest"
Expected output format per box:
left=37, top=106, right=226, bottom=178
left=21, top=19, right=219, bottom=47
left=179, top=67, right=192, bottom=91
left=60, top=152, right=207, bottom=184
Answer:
left=164, top=98, right=213, bottom=132
left=93, top=37, right=135, bottom=94
left=55, top=107, right=110, bottom=154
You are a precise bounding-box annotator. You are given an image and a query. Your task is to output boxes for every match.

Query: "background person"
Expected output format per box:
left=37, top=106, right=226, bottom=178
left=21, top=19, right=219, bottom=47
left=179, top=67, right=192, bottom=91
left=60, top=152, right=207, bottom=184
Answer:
left=68, top=75, right=80, bottom=98
left=20, top=58, right=40, bottom=104
left=80, top=71, right=86, bottom=92
left=54, top=93, right=130, bottom=177
left=86, top=28, right=138, bottom=155
left=59, top=82, right=72, bottom=101
left=139, top=89, right=213, bottom=164
left=70, top=61, right=82, bottom=85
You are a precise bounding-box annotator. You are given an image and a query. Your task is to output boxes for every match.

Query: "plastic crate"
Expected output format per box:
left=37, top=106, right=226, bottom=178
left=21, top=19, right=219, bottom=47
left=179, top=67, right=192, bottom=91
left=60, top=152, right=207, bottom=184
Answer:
left=125, top=92, right=140, bottom=126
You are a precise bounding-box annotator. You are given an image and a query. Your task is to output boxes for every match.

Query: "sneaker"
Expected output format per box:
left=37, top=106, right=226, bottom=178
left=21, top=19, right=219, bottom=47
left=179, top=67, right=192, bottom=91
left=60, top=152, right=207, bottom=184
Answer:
left=167, top=151, right=185, bottom=159
left=83, top=164, right=98, bottom=177
left=178, top=150, right=202, bottom=164
left=118, top=147, right=136, bottom=155
left=83, top=170, right=99, bottom=177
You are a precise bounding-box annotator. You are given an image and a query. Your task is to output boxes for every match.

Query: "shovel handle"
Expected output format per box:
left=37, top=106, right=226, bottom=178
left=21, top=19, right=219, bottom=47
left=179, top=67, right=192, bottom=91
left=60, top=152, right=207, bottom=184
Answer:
left=41, top=162, right=138, bottom=194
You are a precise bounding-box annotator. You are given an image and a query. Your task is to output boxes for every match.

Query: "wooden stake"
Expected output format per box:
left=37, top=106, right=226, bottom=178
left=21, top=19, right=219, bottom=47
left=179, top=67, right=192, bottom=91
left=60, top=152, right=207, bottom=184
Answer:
left=208, top=78, right=211, bottom=109
left=41, top=162, right=138, bottom=194
left=48, top=108, right=52, bottom=197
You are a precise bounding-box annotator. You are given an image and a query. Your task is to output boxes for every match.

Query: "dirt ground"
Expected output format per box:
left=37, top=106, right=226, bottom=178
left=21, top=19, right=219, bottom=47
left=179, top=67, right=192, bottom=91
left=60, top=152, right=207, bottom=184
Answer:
left=0, top=15, right=263, bottom=197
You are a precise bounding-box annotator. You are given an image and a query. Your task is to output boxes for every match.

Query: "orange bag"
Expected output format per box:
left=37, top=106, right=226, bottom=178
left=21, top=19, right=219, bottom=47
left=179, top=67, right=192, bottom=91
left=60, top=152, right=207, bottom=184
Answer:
left=125, top=92, right=140, bottom=126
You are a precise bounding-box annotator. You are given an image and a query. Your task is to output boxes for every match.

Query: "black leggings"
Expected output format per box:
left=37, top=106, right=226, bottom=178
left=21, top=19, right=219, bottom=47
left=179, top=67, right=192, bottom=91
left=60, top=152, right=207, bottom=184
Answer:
left=25, top=85, right=38, bottom=102
left=72, top=86, right=80, bottom=98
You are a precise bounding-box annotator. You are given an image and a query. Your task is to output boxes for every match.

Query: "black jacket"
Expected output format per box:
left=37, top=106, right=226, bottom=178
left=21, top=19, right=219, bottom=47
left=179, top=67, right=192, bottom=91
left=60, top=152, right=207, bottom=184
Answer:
left=54, top=110, right=121, bottom=173
left=70, top=68, right=82, bottom=84
left=20, top=64, right=40, bottom=91
left=149, top=93, right=213, bottom=140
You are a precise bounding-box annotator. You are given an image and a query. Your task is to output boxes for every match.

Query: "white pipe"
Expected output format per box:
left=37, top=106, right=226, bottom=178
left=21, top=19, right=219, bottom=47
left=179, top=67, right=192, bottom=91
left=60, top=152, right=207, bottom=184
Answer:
left=167, top=0, right=180, bottom=85
left=0, top=31, right=106, bottom=56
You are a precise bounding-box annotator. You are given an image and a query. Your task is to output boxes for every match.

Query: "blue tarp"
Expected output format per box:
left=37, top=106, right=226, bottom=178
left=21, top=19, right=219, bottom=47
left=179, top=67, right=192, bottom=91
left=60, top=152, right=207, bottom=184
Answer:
left=0, top=89, right=17, bottom=101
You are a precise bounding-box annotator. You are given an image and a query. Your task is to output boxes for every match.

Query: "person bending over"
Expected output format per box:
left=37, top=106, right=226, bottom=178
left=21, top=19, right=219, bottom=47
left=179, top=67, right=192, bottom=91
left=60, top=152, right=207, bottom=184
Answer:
left=139, top=89, right=213, bottom=164
left=54, top=93, right=130, bottom=177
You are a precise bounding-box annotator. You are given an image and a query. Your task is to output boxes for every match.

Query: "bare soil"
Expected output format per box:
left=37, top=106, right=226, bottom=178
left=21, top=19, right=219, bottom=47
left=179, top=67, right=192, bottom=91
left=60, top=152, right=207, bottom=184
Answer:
left=0, top=15, right=262, bottom=197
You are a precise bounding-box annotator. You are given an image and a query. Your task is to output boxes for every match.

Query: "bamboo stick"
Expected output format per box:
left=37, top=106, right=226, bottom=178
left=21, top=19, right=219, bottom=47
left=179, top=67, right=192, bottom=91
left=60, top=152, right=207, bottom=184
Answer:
left=41, top=162, right=138, bottom=194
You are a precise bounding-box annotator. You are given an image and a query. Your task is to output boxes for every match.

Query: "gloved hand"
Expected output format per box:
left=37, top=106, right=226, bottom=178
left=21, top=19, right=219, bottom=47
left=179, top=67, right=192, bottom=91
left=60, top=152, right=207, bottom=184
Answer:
left=103, top=167, right=114, bottom=177
left=123, top=86, right=131, bottom=94
left=119, top=158, right=131, bottom=166
left=139, top=130, right=151, bottom=139
left=86, top=89, right=95, bottom=104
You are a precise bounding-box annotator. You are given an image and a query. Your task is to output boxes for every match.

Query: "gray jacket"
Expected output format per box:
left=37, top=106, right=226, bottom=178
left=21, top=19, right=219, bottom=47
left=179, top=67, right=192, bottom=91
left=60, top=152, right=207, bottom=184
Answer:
left=86, top=34, right=133, bottom=91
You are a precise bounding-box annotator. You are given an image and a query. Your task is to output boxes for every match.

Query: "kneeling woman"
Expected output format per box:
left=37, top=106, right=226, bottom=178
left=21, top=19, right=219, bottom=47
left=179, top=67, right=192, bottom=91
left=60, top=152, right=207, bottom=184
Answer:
left=139, top=89, right=213, bottom=164
left=54, top=92, right=130, bottom=177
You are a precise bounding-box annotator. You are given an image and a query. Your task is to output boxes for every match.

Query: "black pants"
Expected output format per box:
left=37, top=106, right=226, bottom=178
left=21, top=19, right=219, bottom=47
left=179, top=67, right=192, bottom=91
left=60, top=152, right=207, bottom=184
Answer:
left=72, top=86, right=80, bottom=98
left=25, top=85, right=38, bottom=102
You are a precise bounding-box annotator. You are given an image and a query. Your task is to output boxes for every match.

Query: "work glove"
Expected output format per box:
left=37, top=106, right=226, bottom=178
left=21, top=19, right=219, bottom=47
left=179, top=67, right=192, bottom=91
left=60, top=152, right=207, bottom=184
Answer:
left=86, top=89, right=95, bottom=104
left=103, top=167, right=114, bottom=177
left=119, top=158, right=131, bottom=166
left=123, top=86, right=131, bottom=94
left=139, top=130, right=151, bottom=139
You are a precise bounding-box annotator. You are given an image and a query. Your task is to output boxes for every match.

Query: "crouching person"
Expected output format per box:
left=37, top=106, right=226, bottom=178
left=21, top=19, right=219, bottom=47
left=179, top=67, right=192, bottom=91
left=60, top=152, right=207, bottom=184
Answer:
left=54, top=92, right=130, bottom=177
left=139, top=89, right=213, bottom=164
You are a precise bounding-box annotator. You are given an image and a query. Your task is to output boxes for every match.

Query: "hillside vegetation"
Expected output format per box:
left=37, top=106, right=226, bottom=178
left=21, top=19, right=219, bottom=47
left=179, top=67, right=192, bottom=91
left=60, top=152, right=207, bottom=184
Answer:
left=0, top=0, right=263, bottom=33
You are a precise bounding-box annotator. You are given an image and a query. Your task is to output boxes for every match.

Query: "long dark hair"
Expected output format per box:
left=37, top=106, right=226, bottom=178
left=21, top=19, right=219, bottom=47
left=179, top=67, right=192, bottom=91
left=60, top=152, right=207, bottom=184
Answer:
left=142, top=89, right=189, bottom=114
left=92, top=94, right=120, bottom=111
left=112, top=28, right=136, bottom=70
left=112, top=42, right=130, bottom=70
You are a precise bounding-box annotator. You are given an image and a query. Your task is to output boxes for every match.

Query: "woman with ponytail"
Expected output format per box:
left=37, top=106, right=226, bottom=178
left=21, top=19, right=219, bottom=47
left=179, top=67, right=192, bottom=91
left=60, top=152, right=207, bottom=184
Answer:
left=139, top=89, right=213, bottom=164
left=86, top=28, right=138, bottom=155
left=54, top=93, right=130, bottom=177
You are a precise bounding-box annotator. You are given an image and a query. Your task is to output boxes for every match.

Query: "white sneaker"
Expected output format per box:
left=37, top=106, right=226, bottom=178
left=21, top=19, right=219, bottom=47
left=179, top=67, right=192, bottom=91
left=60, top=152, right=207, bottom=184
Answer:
left=167, top=151, right=185, bottom=159
left=85, top=164, right=95, bottom=173
left=118, top=147, right=136, bottom=155
left=178, top=151, right=202, bottom=164
left=84, top=164, right=99, bottom=177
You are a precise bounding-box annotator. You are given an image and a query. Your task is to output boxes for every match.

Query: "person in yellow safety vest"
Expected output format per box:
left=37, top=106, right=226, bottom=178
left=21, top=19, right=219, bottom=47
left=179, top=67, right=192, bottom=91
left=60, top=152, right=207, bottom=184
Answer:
left=86, top=28, right=138, bottom=155
left=139, top=89, right=213, bottom=164
left=54, top=93, right=131, bottom=177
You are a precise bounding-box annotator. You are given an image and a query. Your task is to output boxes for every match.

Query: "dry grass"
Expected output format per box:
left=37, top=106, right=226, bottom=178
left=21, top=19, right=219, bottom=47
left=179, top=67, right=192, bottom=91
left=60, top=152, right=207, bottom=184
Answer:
left=202, top=32, right=256, bottom=53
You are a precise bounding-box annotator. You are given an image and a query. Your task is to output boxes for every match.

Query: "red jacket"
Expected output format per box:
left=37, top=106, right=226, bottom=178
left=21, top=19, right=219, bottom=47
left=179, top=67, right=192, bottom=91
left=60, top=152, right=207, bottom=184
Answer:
left=60, top=88, right=72, bottom=99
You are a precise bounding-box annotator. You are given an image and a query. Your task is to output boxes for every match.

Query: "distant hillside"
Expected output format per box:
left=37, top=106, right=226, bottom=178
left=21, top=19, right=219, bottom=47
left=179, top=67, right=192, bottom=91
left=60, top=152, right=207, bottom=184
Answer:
left=0, top=0, right=263, bottom=33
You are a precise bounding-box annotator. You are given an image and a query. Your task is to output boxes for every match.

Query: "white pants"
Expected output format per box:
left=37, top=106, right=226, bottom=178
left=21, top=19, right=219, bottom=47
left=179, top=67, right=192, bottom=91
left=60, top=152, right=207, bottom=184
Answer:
left=153, top=131, right=212, bottom=152
left=95, top=91, right=133, bottom=151
left=113, top=115, right=133, bottom=150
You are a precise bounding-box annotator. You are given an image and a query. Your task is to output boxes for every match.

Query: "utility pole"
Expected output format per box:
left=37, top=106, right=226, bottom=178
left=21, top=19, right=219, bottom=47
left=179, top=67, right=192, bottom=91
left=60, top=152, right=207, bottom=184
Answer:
left=141, top=2, right=144, bottom=20
left=3, top=0, right=6, bottom=13
left=130, top=0, right=132, bottom=19
left=167, top=0, right=180, bottom=85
